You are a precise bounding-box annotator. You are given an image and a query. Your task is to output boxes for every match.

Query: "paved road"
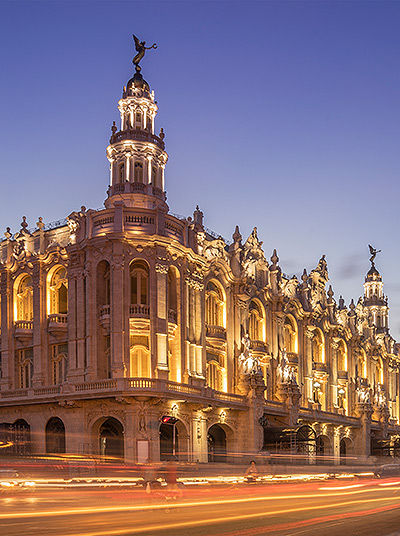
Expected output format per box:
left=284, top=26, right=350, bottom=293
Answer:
left=1, top=478, right=400, bottom=536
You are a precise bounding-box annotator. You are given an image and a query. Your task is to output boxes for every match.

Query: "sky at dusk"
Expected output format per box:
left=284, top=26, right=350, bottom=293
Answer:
left=1, top=1, right=400, bottom=334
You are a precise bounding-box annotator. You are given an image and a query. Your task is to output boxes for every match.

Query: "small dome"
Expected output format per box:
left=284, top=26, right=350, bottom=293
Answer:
left=365, top=264, right=382, bottom=281
left=125, top=72, right=150, bottom=96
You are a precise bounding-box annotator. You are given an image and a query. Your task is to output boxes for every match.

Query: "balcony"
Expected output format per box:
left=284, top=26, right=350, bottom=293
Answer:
left=250, top=340, right=268, bottom=354
left=337, top=370, right=348, bottom=380
left=0, top=379, right=248, bottom=409
left=287, top=351, right=298, bottom=364
left=206, top=324, right=226, bottom=340
left=48, top=314, right=68, bottom=335
left=313, top=362, right=328, bottom=373
left=168, top=309, right=177, bottom=324
left=130, top=304, right=150, bottom=319
left=14, top=320, right=33, bottom=341
left=99, top=305, right=111, bottom=331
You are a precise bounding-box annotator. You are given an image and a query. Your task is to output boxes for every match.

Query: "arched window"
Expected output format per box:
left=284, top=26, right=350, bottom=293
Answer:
left=130, top=346, right=151, bottom=378
left=51, top=343, right=68, bottom=385
left=312, top=329, right=325, bottom=363
left=135, top=111, right=142, bottom=128
left=249, top=300, right=264, bottom=341
left=119, top=162, right=125, bottom=182
left=16, top=275, right=33, bottom=321
left=96, top=261, right=110, bottom=307
left=146, top=113, right=152, bottom=132
left=168, top=269, right=178, bottom=323
left=151, top=166, right=158, bottom=185
left=206, top=361, right=222, bottom=391
left=283, top=316, right=298, bottom=353
left=49, top=266, right=68, bottom=315
left=205, top=281, right=225, bottom=327
left=17, top=348, right=33, bottom=388
left=337, top=340, right=347, bottom=371
left=375, top=359, right=384, bottom=385
left=357, top=349, right=367, bottom=378
left=130, top=261, right=149, bottom=306
left=134, top=161, right=144, bottom=183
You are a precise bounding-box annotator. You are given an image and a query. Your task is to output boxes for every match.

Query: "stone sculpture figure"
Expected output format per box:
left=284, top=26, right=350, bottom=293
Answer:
left=132, top=34, right=157, bottom=71
left=368, top=245, right=381, bottom=266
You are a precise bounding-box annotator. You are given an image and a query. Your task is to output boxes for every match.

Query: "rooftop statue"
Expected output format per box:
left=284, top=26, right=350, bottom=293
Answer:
left=132, top=34, right=157, bottom=72
left=368, top=244, right=381, bottom=266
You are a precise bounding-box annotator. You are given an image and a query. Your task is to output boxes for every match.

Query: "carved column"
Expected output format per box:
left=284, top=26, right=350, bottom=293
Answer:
left=304, top=328, right=314, bottom=405
left=0, top=269, right=11, bottom=389
left=194, top=279, right=204, bottom=378
left=111, top=253, right=126, bottom=378
left=67, top=271, right=78, bottom=381
left=32, top=260, right=45, bottom=386
left=155, top=262, right=169, bottom=378
left=84, top=260, right=96, bottom=380
left=330, top=340, right=339, bottom=412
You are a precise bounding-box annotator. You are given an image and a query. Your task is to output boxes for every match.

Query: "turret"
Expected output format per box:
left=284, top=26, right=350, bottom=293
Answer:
left=363, top=246, right=388, bottom=333
left=105, top=38, right=168, bottom=210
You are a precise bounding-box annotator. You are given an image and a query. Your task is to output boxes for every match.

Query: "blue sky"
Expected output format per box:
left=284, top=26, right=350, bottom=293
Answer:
left=1, top=1, right=400, bottom=335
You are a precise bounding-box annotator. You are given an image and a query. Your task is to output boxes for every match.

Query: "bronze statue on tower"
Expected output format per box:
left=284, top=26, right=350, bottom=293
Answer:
left=132, top=34, right=157, bottom=72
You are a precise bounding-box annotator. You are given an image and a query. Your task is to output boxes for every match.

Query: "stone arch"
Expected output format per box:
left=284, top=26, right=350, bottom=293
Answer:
left=248, top=298, right=266, bottom=342
left=205, top=279, right=226, bottom=328
left=12, top=419, right=31, bottom=455
left=316, top=434, right=332, bottom=462
left=129, top=259, right=150, bottom=307
left=159, top=418, right=189, bottom=461
left=92, top=416, right=124, bottom=460
left=340, top=436, right=353, bottom=464
left=312, top=328, right=325, bottom=363
left=207, top=422, right=234, bottom=463
left=357, top=348, right=367, bottom=378
left=337, top=339, right=348, bottom=371
left=14, top=273, right=33, bottom=321
left=45, top=417, right=66, bottom=454
left=47, top=264, right=68, bottom=315
left=283, top=314, right=298, bottom=353
left=167, top=266, right=182, bottom=382
left=296, top=425, right=316, bottom=458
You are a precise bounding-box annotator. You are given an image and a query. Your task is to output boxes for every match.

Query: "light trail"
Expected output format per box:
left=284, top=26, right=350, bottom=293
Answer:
left=1, top=485, right=399, bottom=521
left=67, top=497, right=400, bottom=536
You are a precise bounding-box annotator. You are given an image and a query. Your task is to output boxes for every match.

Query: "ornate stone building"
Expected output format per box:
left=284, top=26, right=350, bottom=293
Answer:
left=0, top=51, right=399, bottom=464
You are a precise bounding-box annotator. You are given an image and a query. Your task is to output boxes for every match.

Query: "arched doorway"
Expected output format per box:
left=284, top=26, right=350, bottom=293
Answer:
left=13, top=419, right=31, bottom=455
left=46, top=417, right=66, bottom=454
left=208, top=424, right=227, bottom=463
left=99, top=418, right=124, bottom=460
left=316, top=435, right=331, bottom=464
left=159, top=418, right=188, bottom=461
left=340, top=437, right=352, bottom=464
left=296, top=425, right=316, bottom=460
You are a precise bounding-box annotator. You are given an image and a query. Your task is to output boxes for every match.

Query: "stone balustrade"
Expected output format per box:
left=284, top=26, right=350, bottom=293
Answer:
left=129, top=304, right=150, bottom=318
left=206, top=324, right=227, bottom=340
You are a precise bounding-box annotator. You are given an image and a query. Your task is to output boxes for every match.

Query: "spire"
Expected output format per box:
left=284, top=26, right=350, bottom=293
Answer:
left=105, top=36, right=168, bottom=210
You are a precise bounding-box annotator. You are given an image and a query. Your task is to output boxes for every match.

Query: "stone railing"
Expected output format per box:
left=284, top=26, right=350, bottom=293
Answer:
left=168, top=309, right=177, bottom=324
left=111, top=129, right=165, bottom=150
left=129, top=304, right=150, bottom=318
left=48, top=313, right=68, bottom=324
left=99, top=305, right=111, bottom=317
left=206, top=324, right=226, bottom=340
left=250, top=340, right=268, bottom=353
left=14, top=320, right=33, bottom=330
left=313, top=362, right=328, bottom=373
left=0, top=378, right=248, bottom=407
left=337, top=370, right=348, bottom=380
left=287, top=352, right=298, bottom=364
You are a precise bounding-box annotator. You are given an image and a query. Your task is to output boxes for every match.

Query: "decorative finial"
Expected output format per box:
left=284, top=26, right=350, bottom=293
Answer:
left=349, top=298, right=356, bottom=315
left=21, top=216, right=28, bottom=232
left=232, top=225, right=242, bottom=244
left=159, top=127, right=165, bottom=140
left=327, top=285, right=334, bottom=303
left=301, top=268, right=308, bottom=283
left=4, top=227, right=11, bottom=240
left=111, top=121, right=117, bottom=136
left=368, top=244, right=381, bottom=267
left=270, top=249, right=279, bottom=270
left=339, top=295, right=345, bottom=309
left=36, top=217, right=45, bottom=231
left=132, top=34, right=157, bottom=73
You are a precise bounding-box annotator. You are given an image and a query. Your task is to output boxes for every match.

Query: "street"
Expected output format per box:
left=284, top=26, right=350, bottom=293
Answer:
left=1, top=477, right=400, bottom=536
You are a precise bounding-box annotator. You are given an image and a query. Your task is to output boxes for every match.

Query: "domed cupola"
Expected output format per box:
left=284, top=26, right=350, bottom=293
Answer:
left=105, top=36, right=168, bottom=210
left=363, top=245, right=388, bottom=333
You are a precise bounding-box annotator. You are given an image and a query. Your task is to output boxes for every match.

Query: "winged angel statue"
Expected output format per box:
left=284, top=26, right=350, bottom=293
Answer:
left=132, top=34, right=157, bottom=71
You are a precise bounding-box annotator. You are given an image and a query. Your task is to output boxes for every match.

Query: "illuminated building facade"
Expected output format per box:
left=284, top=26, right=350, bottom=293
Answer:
left=0, top=54, right=399, bottom=464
